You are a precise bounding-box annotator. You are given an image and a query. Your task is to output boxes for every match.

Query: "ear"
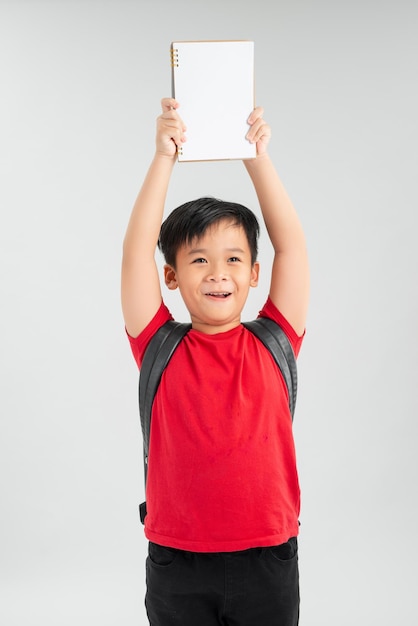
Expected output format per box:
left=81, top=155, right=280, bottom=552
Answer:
left=164, top=264, right=178, bottom=290
left=250, top=262, right=260, bottom=288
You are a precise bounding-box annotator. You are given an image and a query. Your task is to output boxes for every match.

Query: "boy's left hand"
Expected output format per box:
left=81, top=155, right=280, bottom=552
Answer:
left=246, top=106, right=271, bottom=157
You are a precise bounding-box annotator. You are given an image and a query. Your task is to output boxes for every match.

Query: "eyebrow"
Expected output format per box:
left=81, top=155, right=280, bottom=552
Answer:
left=187, top=247, right=246, bottom=255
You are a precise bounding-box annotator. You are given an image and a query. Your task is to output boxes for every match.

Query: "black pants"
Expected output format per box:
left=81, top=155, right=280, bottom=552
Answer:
left=145, top=538, right=299, bottom=626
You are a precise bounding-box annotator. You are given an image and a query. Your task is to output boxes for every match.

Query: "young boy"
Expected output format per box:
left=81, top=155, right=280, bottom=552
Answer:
left=121, top=98, right=309, bottom=626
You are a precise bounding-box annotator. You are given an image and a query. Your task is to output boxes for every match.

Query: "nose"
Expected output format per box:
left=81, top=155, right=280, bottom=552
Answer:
left=206, top=263, right=228, bottom=282
left=209, top=274, right=227, bottom=282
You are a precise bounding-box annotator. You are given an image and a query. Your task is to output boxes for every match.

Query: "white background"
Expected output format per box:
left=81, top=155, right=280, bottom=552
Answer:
left=1, top=1, right=417, bottom=624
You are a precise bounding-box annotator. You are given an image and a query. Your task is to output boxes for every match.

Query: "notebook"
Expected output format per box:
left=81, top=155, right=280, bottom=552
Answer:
left=170, top=40, right=256, bottom=162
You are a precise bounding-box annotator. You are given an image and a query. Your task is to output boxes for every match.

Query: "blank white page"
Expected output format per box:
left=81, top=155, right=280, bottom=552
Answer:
left=171, top=41, right=256, bottom=162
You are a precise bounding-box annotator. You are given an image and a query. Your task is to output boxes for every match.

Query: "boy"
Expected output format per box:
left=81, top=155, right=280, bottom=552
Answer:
left=121, top=98, right=309, bottom=626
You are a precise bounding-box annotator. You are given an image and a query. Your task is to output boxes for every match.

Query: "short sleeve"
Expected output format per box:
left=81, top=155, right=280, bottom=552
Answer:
left=258, top=297, right=305, bottom=357
left=126, top=301, right=173, bottom=367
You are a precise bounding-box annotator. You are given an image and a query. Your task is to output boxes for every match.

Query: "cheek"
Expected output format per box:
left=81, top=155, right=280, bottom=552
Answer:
left=177, top=280, right=198, bottom=302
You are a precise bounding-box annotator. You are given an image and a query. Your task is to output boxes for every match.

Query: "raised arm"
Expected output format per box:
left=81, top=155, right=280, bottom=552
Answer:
left=121, top=98, right=186, bottom=338
left=244, top=108, right=309, bottom=335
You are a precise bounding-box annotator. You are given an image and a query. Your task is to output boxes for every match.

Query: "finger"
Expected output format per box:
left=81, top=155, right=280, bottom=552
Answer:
left=254, top=123, right=271, bottom=144
left=246, top=119, right=270, bottom=144
left=157, top=116, right=187, bottom=145
left=159, top=108, right=187, bottom=132
left=161, top=97, right=180, bottom=112
left=247, top=106, right=264, bottom=125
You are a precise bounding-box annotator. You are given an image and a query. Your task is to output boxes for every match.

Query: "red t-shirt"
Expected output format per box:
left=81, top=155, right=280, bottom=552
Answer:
left=127, top=298, right=304, bottom=552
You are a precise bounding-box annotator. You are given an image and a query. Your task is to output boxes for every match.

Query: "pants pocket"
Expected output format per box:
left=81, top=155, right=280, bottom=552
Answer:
left=148, top=541, right=179, bottom=567
left=268, top=537, right=298, bottom=562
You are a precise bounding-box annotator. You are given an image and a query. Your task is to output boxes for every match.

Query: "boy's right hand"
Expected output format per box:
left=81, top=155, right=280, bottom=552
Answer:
left=156, top=98, right=187, bottom=158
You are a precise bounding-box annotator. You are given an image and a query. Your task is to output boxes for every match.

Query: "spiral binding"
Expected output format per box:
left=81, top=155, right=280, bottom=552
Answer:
left=177, top=146, right=183, bottom=156
left=170, top=47, right=179, bottom=67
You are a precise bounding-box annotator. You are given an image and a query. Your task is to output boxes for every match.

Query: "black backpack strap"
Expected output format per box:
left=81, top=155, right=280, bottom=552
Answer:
left=243, top=317, right=297, bottom=419
left=138, top=320, right=191, bottom=523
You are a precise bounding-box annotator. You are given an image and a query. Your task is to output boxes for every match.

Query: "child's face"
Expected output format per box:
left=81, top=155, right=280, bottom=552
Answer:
left=164, top=219, right=259, bottom=334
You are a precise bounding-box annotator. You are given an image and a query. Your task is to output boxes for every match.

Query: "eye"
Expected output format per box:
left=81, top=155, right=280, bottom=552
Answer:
left=228, top=256, right=241, bottom=263
left=192, top=257, right=207, bottom=264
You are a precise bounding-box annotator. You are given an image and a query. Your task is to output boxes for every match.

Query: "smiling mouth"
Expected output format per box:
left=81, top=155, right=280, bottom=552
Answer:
left=205, top=292, right=231, bottom=298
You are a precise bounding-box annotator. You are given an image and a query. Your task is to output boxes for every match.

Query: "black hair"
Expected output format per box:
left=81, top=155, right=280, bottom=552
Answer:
left=158, top=197, right=260, bottom=268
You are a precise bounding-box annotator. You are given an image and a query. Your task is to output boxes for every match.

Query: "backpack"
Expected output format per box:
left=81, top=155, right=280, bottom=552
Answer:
left=138, top=317, right=297, bottom=524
